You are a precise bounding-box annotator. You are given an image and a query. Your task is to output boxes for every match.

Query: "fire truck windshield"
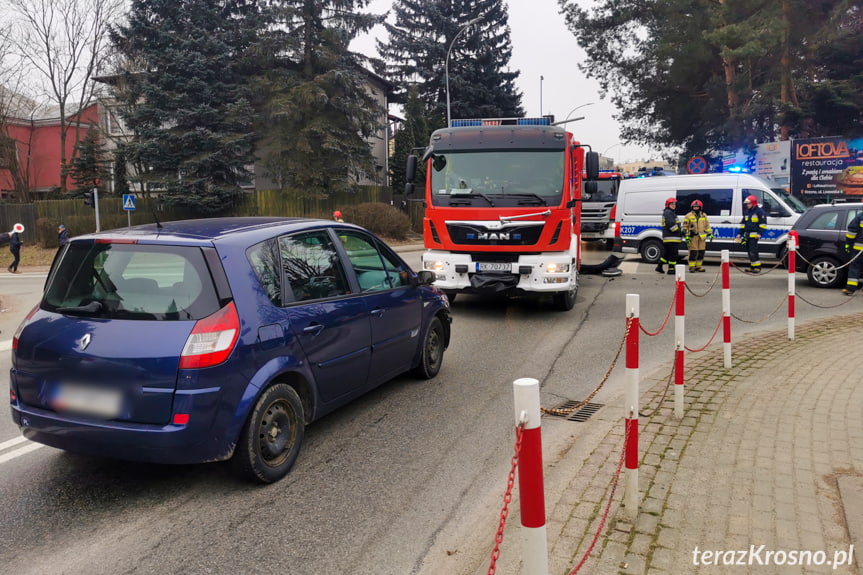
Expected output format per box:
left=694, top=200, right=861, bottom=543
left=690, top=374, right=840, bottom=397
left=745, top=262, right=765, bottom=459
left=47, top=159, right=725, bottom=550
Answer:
left=429, top=150, right=565, bottom=207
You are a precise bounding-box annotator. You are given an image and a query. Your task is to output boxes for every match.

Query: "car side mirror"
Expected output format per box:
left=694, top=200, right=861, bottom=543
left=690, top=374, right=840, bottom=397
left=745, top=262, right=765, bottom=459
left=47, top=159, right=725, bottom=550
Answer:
left=417, top=270, right=436, bottom=285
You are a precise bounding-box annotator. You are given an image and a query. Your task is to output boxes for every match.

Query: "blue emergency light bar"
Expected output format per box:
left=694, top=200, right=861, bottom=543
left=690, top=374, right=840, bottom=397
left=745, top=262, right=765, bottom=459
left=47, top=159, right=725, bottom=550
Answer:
left=450, top=116, right=554, bottom=127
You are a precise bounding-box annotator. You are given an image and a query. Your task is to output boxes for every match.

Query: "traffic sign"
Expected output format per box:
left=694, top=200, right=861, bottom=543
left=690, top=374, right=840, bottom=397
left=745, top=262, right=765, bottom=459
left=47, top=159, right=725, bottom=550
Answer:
left=687, top=156, right=708, bottom=174
left=123, top=194, right=137, bottom=211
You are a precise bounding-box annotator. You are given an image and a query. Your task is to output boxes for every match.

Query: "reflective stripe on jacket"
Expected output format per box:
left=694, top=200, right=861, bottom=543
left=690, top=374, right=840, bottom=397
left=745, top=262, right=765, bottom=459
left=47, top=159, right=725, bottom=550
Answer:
left=846, top=213, right=863, bottom=250
left=739, top=207, right=767, bottom=238
left=662, top=207, right=683, bottom=243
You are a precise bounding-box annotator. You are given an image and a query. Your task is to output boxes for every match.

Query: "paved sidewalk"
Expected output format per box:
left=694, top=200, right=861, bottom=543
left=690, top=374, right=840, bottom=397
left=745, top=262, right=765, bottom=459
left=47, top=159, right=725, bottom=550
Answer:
left=531, top=311, right=863, bottom=574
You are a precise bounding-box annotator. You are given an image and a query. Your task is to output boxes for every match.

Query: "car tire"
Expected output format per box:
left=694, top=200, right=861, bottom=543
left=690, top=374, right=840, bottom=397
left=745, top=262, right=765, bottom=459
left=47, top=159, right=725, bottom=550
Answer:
left=413, top=317, right=445, bottom=379
left=806, top=255, right=843, bottom=289
left=232, top=383, right=305, bottom=484
left=639, top=238, right=663, bottom=264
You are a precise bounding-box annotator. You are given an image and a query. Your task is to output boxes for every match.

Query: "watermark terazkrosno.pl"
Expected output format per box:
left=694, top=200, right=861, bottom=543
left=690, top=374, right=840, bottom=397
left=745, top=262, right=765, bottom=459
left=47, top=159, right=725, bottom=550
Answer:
left=692, top=545, right=854, bottom=569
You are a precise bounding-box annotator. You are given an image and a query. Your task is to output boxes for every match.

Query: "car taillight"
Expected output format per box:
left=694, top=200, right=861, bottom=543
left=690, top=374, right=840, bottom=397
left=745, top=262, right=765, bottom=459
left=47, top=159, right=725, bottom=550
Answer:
left=609, top=205, right=617, bottom=221
left=179, top=301, right=240, bottom=369
left=614, top=221, right=621, bottom=237
left=12, top=305, right=39, bottom=352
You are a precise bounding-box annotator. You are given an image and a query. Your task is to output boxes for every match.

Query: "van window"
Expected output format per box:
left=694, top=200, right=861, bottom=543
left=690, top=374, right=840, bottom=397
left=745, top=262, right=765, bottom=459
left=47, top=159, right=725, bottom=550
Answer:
left=676, top=188, right=733, bottom=216
left=760, top=192, right=790, bottom=217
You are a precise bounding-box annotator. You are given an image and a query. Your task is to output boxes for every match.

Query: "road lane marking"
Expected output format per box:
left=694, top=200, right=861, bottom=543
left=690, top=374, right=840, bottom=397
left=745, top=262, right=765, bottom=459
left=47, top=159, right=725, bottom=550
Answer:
left=0, top=436, right=28, bottom=451
left=0, top=442, right=44, bottom=463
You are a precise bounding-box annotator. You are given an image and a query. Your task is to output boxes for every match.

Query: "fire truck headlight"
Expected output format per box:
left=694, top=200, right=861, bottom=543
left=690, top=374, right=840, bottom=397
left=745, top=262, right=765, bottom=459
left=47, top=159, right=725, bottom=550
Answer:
left=424, top=260, right=445, bottom=272
left=546, top=262, right=570, bottom=274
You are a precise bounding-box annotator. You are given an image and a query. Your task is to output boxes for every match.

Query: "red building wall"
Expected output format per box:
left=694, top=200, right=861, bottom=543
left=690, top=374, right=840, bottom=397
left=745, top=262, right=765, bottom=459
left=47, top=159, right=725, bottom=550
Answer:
left=0, top=104, right=100, bottom=196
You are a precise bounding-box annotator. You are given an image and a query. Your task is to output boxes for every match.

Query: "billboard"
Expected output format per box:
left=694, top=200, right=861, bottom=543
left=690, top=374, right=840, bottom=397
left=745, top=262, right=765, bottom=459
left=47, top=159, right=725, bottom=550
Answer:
left=791, top=137, right=863, bottom=198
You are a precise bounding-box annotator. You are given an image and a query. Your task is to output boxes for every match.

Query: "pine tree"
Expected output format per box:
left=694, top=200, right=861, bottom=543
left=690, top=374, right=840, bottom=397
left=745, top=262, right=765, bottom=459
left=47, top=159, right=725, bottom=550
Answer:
left=377, top=0, right=523, bottom=127
left=69, top=128, right=112, bottom=196
left=256, top=0, right=384, bottom=195
left=109, top=0, right=262, bottom=213
left=390, top=85, right=430, bottom=196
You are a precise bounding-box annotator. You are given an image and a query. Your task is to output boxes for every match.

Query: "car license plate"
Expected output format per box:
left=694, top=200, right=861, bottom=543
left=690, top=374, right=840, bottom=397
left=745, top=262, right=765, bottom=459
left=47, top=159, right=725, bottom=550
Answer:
left=52, top=383, right=122, bottom=418
left=476, top=262, right=511, bottom=272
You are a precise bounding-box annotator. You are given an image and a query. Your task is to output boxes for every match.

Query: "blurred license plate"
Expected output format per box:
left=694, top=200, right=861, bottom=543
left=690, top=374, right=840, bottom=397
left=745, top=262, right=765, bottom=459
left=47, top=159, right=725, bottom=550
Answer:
left=476, top=262, right=511, bottom=272
left=52, top=383, right=122, bottom=418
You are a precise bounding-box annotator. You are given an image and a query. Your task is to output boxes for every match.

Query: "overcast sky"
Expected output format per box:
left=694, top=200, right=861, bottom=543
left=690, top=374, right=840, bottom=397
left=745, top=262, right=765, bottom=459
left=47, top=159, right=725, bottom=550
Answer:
left=351, top=0, right=658, bottom=164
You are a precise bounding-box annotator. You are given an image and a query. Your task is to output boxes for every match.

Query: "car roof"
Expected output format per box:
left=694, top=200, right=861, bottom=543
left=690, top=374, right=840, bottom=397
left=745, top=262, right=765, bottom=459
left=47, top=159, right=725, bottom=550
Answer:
left=71, top=217, right=362, bottom=245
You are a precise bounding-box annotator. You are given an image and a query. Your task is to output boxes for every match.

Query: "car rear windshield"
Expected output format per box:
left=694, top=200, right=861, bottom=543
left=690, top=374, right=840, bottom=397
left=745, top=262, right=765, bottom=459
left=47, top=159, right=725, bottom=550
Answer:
left=42, top=242, right=221, bottom=320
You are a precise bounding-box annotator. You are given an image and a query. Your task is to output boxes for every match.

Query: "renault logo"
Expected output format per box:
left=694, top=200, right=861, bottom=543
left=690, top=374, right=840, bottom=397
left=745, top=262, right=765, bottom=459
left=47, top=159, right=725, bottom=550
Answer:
left=79, top=333, right=91, bottom=351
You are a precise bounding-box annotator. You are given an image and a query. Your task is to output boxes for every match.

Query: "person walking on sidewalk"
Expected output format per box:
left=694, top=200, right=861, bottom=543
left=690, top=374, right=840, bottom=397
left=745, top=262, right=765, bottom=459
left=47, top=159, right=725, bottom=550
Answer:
left=842, top=210, right=863, bottom=295
left=683, top=199, right=712, bottom=272
left=8, top=228, right=22, bottom=273
left=58, top=224, right=69, bottom=247
left=656, top=197, right=683, bottom=275
left=735, top=195, right=767, bottom=273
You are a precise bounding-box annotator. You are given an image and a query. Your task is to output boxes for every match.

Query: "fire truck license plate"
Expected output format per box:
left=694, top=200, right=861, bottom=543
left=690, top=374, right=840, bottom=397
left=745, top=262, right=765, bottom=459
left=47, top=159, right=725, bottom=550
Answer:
left=476, top=262, right=511, bottom=272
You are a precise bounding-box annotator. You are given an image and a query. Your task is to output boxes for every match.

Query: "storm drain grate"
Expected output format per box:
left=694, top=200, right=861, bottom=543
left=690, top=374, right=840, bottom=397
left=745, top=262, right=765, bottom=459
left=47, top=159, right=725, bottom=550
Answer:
left=548, top=401, right=604, bottom=422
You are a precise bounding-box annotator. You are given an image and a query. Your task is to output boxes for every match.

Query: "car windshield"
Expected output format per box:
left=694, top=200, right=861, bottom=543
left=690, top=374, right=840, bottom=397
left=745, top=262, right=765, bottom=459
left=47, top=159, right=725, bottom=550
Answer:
left=429, top=149, right=565, bottom=207
left=771, top=187, right=807, bottom=213
left=43, top=242, right=221, bottom=320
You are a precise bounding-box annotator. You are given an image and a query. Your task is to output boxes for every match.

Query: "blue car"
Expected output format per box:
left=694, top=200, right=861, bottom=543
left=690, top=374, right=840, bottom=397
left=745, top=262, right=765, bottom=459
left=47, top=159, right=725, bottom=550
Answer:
left=10, top=217, right=451, bottom=483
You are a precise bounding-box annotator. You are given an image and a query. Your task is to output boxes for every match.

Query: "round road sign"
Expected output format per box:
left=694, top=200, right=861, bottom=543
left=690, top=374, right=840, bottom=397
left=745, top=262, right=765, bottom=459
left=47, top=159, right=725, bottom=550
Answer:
left=687, top=156, right=708, bottom=174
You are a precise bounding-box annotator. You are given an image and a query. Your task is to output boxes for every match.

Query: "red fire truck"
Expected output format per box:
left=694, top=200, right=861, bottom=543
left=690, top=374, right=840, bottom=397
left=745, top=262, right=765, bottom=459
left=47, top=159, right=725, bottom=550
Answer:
left=404, top=116, right=599, bottom=311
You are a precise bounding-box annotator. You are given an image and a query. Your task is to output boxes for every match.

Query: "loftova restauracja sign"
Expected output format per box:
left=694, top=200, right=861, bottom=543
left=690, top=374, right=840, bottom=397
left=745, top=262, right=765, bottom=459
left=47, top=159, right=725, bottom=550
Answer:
left=791, top=136, right=863, bottom=199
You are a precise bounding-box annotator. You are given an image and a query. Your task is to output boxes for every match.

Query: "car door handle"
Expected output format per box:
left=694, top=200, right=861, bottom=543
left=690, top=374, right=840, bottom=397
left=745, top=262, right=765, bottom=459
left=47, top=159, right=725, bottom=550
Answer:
left=370, top=308, right=385, bottom=318
left=303, top=323, right=324, bottom=336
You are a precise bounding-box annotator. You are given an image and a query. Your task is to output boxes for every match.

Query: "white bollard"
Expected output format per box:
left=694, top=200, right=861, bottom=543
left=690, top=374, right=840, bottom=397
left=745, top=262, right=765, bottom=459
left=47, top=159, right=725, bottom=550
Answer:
left=512, top=378, right=548, bottom=575
left=624, top=294, right=640, bottom=520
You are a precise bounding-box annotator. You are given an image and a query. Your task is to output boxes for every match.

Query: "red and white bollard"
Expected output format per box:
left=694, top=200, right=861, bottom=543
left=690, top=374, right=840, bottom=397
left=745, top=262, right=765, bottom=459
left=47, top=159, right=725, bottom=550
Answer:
left=674, top=264, right=685, bottom=419
left=512, top=378, right=548, bottom=575
left=625, top=294, right=640, bottom=520
left=721, top=250, right=732, bottom=368
left=788, top=232, right=797, bottom=341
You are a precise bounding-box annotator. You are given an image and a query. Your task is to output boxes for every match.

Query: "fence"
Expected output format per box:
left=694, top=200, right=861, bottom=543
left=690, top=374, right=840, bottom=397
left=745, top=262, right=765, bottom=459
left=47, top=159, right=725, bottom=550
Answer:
left=0, top=186, right=395, bottom=248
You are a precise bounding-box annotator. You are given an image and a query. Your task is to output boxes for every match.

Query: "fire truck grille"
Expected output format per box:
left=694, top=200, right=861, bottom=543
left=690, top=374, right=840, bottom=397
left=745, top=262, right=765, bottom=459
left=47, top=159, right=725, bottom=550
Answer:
left=445, top=223, right=544, bottom=246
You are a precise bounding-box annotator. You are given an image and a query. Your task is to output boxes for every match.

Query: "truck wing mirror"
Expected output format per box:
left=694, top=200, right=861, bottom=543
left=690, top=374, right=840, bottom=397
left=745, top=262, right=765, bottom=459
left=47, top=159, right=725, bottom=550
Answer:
left=405, top=155, right=418, bottom=182
left=584, top=181, right=598, bottom=198
left=585, top=151, right=600, bottom=180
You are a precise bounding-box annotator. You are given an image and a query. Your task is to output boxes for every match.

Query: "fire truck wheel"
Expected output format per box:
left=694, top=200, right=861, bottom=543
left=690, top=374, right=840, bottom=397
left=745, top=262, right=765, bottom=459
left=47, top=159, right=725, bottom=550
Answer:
left=639, top=238, right=663, bottom=264
left=553, top=284, right=577, bottom=311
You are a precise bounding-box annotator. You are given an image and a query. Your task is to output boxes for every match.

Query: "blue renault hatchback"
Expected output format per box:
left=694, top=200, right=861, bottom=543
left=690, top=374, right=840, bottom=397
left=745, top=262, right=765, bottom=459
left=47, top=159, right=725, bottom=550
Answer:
left=10, top=217, right=451, bottom=483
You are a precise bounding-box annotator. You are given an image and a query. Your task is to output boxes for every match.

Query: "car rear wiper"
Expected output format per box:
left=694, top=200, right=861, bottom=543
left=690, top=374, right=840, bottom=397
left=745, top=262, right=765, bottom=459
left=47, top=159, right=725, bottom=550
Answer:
left=57, top=301, right=103, bottom=314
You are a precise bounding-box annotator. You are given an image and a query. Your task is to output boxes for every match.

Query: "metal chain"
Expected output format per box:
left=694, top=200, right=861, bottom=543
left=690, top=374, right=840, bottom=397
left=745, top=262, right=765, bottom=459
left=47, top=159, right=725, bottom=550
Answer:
left=567, top=416, right=630, bottom=575
left=487, top=421, right=525, bottom=575
left=684, top=268, right=720, bottom=297
left=730, top=293, right=787, bottom=323
left=639, top=290, right=676, bottom=336
left=541, top=316, right=632, bottom=417
left=683, top=314, right=724, bottom=352
left=795, top=247, right=863, bottom=271
left=638, top=355, right=675, bottom=418
left=794, top=290, right=858, bottom=309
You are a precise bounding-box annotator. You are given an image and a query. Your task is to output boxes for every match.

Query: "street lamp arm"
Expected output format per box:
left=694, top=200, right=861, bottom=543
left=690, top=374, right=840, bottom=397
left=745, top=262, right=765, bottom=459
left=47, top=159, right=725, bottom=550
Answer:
left=445, top=16, right=483, bottom=127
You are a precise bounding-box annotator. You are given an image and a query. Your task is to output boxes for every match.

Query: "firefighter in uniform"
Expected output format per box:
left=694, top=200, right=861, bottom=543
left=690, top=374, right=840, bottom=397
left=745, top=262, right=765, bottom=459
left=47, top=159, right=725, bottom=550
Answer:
left=683, top=200, right=712, bottom=272
left=656, top=197, right=683, bottom=275
left=735, top=195, right=767, bottom=273
left=842, top=211, right=863, bottom=295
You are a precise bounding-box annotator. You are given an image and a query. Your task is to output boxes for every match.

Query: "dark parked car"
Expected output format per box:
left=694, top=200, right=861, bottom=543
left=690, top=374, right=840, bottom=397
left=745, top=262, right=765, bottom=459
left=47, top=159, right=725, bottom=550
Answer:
left=10, top=217, right=451, bottom=483
left=791, top=202, right=863, bottom=288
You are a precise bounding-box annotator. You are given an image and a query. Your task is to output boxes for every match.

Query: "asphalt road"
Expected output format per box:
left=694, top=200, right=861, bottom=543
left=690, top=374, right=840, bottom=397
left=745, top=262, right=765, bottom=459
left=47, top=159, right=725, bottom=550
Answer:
left=0, top=248, right=856, bottom=574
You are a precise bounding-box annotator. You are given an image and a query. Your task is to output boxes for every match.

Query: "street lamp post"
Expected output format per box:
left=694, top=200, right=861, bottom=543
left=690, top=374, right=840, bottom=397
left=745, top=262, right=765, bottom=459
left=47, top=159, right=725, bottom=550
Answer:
left=446, top=17, right=482, bottom=127
left=551, top=102, right=595, bottom=125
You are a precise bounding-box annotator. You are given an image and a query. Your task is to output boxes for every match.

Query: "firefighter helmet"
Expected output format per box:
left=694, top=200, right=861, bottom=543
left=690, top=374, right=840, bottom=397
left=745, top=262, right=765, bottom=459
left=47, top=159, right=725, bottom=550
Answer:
left=744, top=195, right=758, bottom=207
left=333, top=210, right=343, bottom=219
left=665, top=197, right=677, bottom=207
left=691, top=200, right=703, bottom=209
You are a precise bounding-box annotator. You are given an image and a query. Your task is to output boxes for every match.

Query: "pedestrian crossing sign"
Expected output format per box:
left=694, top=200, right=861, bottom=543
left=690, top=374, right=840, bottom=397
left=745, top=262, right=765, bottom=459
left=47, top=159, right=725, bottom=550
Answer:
left=123, top=194, right=136, bottom=211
